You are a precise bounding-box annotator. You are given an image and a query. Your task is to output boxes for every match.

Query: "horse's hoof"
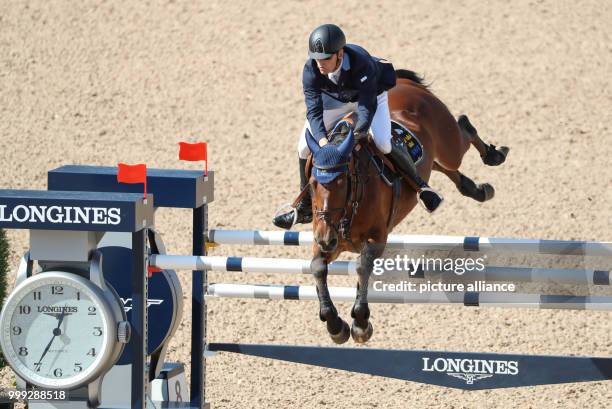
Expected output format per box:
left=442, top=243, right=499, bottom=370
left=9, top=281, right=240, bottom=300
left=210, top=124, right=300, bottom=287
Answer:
left=351, top=321, right=373, bottom=344
left=479, top=183, right=495, bottom=202
left=329, top=319, right=350, bottom=344
left=482, top=144, right=509, bottom=166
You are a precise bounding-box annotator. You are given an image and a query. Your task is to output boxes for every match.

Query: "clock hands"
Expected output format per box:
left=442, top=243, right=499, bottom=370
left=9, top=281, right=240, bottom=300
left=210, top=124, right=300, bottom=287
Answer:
left=36, top=336, right=57, bottom=367
left=56, top=308, right=67, bottom=328
left=36, top=306, right=68, bottom=367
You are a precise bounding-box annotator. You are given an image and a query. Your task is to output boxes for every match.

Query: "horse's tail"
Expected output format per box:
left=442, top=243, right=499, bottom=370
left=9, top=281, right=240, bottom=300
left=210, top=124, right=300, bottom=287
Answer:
left=395, top=69, right=428, bottom=87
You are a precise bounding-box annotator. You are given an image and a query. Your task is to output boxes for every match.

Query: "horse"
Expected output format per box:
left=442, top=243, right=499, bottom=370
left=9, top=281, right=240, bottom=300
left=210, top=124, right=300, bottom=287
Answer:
left=304, top=69, right=509, bottom=344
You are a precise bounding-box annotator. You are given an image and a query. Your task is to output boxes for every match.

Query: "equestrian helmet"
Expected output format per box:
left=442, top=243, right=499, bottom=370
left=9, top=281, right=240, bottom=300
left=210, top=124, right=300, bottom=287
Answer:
left=308, top=24, right=346, bottom=59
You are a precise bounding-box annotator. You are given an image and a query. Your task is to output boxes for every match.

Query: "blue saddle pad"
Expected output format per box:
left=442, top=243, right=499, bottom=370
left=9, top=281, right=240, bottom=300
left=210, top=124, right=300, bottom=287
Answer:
left=391, top=120, right=423, bottom=163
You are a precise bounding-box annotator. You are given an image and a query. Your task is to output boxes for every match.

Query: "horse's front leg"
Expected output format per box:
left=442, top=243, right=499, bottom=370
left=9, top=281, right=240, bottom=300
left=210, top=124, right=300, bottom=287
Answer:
left=350, top=242, right=384, bottom=343
left=311, top=251, right=350, bottom=344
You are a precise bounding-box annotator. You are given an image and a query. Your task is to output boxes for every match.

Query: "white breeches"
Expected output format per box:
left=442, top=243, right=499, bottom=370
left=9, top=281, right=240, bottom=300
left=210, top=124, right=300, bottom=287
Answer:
left=297, top=91, right=392, bottom=159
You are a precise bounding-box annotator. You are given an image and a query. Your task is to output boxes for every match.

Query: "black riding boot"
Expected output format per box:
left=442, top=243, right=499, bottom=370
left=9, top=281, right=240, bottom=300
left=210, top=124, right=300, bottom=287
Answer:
left=386, top=143, right=444, bottom=213
left=272, top=158, right=313, bottom=229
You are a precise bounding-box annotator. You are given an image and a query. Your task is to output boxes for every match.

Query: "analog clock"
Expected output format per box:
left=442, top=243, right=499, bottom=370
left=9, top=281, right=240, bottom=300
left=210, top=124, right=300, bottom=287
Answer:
left=0, top=271, right=130, bottom=390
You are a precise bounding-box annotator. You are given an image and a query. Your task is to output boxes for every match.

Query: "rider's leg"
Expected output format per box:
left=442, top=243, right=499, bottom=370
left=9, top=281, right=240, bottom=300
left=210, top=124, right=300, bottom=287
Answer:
left=368, top=92, right=392, bottom=153
left=371, top=92, right=444, bottom=213
left=271, top=124, right=314, bottom=230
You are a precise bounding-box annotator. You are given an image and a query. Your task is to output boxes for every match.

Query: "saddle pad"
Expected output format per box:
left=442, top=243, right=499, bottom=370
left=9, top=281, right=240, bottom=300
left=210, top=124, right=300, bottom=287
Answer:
left=391, top=120, right=424, bottom=164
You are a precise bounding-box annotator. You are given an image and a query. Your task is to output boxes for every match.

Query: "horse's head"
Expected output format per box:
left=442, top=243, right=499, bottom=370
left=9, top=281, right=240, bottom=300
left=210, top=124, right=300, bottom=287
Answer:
left=305, top=124, right=355, bottom=254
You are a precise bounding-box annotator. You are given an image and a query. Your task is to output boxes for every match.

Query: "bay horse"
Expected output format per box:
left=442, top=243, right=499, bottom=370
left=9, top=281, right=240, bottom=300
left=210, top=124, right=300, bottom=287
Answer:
left=304, top=69, right=509, bottom=344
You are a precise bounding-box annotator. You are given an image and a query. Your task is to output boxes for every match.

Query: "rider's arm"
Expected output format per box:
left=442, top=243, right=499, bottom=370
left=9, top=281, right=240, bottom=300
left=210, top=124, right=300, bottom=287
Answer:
left=303, top=63, right=328, bottom=143
left=353, top=58, right=378, bottom=135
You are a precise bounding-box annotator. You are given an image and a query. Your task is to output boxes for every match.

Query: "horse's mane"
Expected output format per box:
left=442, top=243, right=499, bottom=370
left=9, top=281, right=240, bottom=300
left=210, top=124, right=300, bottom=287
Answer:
left=395, top=69, right=429, bottom=88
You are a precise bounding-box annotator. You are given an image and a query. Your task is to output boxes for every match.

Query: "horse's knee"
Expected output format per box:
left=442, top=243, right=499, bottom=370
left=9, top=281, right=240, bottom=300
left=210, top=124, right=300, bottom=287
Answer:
left=356, top=263, right=371, bottom=279
left=358, top=247, right=383, bottom=272
left=310, top=256, right=328, bottom=281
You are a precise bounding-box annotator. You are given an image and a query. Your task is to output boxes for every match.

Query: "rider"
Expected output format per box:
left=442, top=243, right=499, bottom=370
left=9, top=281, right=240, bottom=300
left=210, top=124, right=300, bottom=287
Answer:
left=273, top=24, right=444, bottom=230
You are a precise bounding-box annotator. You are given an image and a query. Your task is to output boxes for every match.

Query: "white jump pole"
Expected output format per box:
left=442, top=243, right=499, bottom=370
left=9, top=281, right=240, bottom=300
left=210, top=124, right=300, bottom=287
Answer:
left=150, top=254, right=354, bottom=275
left=150, top=254, right=611, bottom=285
left=208, top=229, right=612, bottom=257
left=207, top=283, right=612, bottom=311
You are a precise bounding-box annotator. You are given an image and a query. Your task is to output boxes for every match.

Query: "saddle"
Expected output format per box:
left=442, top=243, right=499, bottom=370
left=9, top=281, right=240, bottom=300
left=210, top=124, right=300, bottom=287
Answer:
left=314, top=117, right=424, bottom=186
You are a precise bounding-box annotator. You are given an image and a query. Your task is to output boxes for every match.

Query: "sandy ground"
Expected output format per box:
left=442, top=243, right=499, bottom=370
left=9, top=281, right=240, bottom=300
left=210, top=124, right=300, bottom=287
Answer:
left=1, top=0, right=611, bottom=408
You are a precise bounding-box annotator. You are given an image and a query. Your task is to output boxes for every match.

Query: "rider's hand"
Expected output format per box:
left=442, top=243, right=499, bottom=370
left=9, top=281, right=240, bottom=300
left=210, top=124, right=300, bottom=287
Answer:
left=318, top=137, right=329, bottom=147
left=354, top=131, right=368, bottom=141
left=349, top=121, right=368, bottom=141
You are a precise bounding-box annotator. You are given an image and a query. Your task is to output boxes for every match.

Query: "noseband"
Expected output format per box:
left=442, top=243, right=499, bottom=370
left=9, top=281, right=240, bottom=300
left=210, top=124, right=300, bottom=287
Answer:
left=314, top=197, right=348, bottom=234
left=312, top=152, right=364, bottom=247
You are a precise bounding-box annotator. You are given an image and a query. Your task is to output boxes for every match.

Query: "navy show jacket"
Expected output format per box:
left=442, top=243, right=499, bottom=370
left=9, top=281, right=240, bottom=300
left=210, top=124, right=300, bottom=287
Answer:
left=302, top=43, right=396, bottom=142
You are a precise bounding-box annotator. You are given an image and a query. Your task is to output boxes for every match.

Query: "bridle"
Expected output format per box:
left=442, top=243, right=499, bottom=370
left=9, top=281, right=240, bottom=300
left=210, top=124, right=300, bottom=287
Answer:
left=311, top=145, right=365, bottom=250
left=302, top=124, right=401, bottom=253
left=313, top=181, right=349, bottom=235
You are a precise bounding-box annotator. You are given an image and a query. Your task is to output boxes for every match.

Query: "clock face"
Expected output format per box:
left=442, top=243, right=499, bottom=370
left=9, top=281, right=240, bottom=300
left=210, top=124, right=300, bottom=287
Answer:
left=0, top=273, right=114, bottom=389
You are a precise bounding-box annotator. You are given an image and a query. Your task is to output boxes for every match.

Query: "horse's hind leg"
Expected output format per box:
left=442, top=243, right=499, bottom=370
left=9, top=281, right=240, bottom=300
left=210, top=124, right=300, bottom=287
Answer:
left=311, top=253, right=350, bottom=344
left=458, top=115, right=509, bottom=166
left=433, top=162, right=495, bottom=202
left=350, top=242, right=384, bottom=343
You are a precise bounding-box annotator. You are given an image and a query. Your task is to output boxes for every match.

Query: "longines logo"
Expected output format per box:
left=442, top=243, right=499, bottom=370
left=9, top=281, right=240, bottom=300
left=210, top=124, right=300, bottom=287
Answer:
left=422, top=356, right=519, bottom=385
left=0, top=204, right=121, bottom=225
left=37, top=306, right=78, bottom=313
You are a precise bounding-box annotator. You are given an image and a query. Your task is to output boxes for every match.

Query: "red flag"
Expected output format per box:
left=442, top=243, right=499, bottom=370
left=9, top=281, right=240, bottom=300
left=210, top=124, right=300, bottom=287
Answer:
left=117, top=163, right=147, bottom=198
left=178, top=142, right=208, bottom=176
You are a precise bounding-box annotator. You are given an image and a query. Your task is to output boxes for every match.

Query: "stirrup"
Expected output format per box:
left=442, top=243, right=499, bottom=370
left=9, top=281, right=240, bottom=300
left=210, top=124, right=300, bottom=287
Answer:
left=274, top=203, right=298, bottom=227
left=417, top=187, right=444, bottom=214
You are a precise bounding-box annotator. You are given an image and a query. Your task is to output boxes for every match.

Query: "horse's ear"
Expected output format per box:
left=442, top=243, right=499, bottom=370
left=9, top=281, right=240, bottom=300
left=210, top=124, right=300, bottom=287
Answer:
left=305, top=128, right=320, bottom=156
left=337, top=129, right=355, bottom=158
